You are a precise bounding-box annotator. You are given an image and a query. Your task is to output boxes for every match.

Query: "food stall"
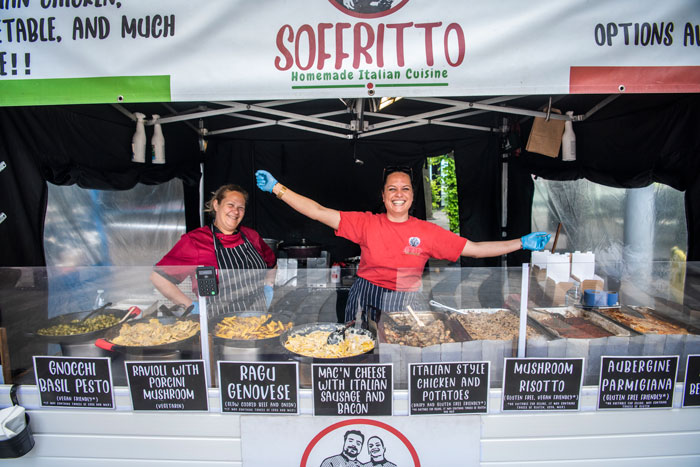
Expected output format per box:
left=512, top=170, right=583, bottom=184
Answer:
left=1, top=1, right=700, bottom=465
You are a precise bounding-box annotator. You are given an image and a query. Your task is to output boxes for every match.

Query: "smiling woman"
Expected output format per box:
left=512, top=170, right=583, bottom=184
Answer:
left=255, top=168, right=551, bottom=324
left=150, top=184, right=278, bottom=317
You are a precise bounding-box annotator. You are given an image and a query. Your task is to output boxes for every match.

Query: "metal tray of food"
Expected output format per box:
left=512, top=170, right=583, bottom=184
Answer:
left=377, top=311, right=470, bottom=347
left=528, top=306, right=638, bottom=339
left=593, top=305, right=700, bottom=335
left=446, top=308, right=557, bottom=341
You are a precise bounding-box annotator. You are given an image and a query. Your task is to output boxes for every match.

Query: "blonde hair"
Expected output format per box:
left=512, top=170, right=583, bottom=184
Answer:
left=204, top=184, right=249, bottom=213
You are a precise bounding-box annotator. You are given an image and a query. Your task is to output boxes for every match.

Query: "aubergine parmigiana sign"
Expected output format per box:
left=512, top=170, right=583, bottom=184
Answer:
left=1, top=0, right=699, bottom=106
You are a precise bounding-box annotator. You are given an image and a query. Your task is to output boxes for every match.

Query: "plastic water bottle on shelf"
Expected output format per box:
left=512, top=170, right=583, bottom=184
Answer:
left=94, top=289, right=105, bottom=309
left=330, top=263, right=340, bottom=284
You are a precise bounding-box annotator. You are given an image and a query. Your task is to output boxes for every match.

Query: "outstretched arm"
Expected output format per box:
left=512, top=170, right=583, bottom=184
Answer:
left=256, top=170, right=341, bottom=230
left=461, top=232, right=551, bottom=257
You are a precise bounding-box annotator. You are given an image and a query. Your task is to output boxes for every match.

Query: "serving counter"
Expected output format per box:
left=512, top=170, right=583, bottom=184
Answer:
left=0, top=264, right=698, bottom=466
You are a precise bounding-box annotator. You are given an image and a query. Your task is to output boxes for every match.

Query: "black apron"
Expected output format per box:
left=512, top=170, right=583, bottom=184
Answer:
left=208, top=226, right=268, bottom=317
left=344, top=276, right=428, bottom=324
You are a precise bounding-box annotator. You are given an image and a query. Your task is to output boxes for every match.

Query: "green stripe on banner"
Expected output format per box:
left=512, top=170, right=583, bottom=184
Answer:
left=0, top=76, right=171, bottom=106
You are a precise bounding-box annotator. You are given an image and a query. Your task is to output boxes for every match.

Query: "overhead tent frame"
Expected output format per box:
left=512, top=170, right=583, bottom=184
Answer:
left=112, top=95, right=619, bottom=140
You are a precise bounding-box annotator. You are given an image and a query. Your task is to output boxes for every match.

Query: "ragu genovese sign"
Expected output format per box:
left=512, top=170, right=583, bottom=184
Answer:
left=273, top=0, right=466, bottom=91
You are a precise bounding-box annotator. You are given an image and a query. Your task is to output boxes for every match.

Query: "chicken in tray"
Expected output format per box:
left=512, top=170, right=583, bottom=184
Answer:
left=382, top=314, right=456, bottom=347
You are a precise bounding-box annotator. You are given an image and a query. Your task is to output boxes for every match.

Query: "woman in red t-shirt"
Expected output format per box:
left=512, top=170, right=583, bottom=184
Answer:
left=256, top=168, right=550, bottom=323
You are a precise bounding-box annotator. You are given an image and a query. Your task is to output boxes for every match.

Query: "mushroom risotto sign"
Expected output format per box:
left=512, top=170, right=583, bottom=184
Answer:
left=240, top=416, right=480, bottom=466
left=1, top=0, right=699, bottom=106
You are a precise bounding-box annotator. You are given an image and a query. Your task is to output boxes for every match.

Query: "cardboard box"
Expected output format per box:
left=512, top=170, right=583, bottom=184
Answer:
left=543, top=277, right=573, bottom=306
left=532, top=265, right=547, bottom=282
left=581, top=279, right=604, bottom=293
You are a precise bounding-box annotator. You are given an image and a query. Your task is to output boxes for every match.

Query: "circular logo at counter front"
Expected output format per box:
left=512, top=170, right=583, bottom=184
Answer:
left=301, top=418, right=420, bottom=466
left=329, top=0, right=410, bottom=19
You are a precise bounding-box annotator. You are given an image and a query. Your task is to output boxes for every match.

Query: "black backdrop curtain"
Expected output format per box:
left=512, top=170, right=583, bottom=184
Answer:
left=1, top=94, right=698, bottom=271
left=202, top=138, right=471, bottom=263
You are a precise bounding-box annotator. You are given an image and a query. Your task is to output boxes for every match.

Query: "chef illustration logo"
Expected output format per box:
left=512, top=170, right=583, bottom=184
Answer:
left=301, top=418, right=419, bottom=466
left=329, top=0, right=409, bottom=19
left=404, top=237, right=422, bottom=256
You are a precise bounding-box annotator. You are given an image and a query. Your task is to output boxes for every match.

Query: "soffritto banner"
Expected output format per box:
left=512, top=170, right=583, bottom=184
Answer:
left=1, top=0, right=699, bottom=106
left=240, top=415, right=480, bottom=466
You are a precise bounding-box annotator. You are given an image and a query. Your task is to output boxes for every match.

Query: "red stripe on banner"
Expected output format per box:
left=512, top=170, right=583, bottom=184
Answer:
left=569, top=66, right=700, bottom=93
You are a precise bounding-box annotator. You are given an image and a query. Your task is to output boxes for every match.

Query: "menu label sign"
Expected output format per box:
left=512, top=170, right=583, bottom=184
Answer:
left=219, top=361, right=299, bottom=414
left=683, top=355, right=700, bottom=408
left=126, top=360, right=208, bottom=411
left=33, top=356, right=114, bottom=408
left=409, top=361, right=489, bottom=415
left=502, top=358, right=584, bottom=411
left=312, top=363, right=392, bottom=416
left=598, top=356, right=678, bottom=410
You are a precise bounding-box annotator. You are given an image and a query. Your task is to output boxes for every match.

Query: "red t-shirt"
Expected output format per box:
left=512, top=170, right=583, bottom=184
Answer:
left=336, top=211, right=467, bottom=291
left=155, top=226, right=275, bottom=284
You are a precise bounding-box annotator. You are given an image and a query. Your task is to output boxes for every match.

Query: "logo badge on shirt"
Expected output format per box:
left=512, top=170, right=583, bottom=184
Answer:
left=404, top=236, right=423, bottom=256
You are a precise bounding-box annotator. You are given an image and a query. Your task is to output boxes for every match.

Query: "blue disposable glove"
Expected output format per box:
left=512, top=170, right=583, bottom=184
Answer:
left=255, top=170, right=278, bottom=193
left=263, top=285, right=274, bottom=309
left=521, top=232, right=551, bottom=251
left=189, top=301, right=200, bottom=315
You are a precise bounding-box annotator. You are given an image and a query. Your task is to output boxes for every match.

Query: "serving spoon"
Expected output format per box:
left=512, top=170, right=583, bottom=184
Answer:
left=78, top=301, right=112, bottom=323
left=327, top=321, right=356, bottom=345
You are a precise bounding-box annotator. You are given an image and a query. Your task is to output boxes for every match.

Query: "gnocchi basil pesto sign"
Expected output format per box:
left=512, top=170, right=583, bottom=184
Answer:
left=33, top=356, right=114, bottom=408
left=598, top=356, right=678, bottom=409
left=126, top=360, right=208, bottom=411
left=502, top=358, right=584, bottom=411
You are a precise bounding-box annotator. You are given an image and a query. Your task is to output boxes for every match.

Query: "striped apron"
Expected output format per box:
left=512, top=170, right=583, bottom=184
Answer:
left=207, top=226, right=268, bottom=317
left=344, top=276, right=428, bottom=324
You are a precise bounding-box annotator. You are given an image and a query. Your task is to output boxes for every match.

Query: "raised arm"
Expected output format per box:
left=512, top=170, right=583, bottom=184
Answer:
left=256, top=170, right=341, bottom=230
left=461, top=232, right=551, bottom=257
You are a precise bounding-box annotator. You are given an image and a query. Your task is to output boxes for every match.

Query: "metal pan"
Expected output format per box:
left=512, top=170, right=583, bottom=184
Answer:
left=30, top=307, right=140, bottom=344
left=280, top=322, right=376, bottom=363
left=377, top=311, right=470, bottom=347
left=211, top=311, right=294, bottom=350
left=95, top=315, right=200, bottom=355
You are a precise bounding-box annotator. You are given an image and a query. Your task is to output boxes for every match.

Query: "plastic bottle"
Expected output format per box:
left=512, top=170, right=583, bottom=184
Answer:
left=330, top=263, right=341, bottom=284
left=94, top=289, right=105, bottom=309
left=131, top=112, right=147, bottom=163
left=562, top=110, right=576, bottom=161
left=151, top=114, right=165, bottom=164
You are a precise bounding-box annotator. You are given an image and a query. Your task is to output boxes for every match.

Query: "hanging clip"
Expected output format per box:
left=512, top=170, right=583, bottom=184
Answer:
left=545, top=96, right=553, bottom=121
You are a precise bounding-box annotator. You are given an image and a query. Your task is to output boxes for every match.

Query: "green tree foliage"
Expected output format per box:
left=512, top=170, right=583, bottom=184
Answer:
left=428, top=155, right=459, bottom=234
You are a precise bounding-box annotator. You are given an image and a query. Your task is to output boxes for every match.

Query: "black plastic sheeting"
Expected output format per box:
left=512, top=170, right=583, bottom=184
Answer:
left=1, top=94, right=699, bottom=274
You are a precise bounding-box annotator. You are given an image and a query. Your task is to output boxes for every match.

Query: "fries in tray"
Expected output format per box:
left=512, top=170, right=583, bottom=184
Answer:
left=214, top=314, right=293, bottom=340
